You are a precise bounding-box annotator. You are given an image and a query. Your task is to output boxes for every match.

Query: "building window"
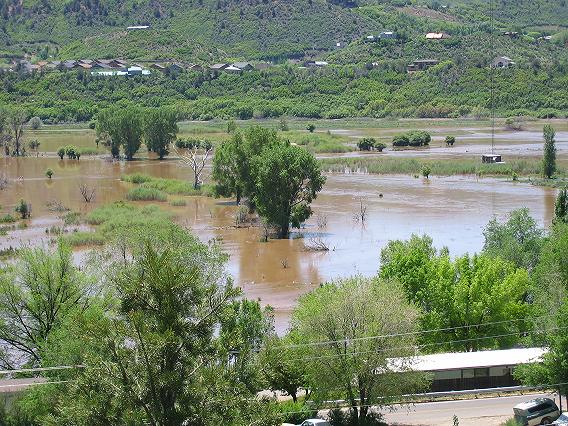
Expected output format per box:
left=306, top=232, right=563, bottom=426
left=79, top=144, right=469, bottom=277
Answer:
left=474, top=368, right=490, bottom=377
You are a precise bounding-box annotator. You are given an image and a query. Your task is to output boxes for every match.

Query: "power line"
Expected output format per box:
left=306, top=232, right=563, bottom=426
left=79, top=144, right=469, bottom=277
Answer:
left=0, top=365, right=85, bottom=376
left=284, top=325, right=566, bottom=363
left=281, top=314, right=555, bottom=350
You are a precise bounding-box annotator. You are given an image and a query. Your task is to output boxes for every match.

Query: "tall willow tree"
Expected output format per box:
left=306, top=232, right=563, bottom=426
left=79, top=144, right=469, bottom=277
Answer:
left=542, top=124, right=556, bottom=179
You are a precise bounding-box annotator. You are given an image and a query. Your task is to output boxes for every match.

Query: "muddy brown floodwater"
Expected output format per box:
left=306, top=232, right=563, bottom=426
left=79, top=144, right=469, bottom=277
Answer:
left=0, top=156, right=559, bottom=333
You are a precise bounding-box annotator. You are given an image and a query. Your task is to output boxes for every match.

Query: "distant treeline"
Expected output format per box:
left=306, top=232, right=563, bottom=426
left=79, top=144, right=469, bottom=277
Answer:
left=0, top=61, right=567, bottom=122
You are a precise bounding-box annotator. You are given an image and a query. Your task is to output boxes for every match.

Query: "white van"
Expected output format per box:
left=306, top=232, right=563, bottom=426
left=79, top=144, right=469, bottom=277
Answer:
left=513, top=398, right=561, bottom=425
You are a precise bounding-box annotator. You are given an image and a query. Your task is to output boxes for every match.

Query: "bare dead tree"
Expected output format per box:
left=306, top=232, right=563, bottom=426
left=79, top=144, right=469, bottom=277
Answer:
left=353, top=197, right=368, bottom=224
left=303, top=237, right=330, bottom=252
left=46, top=199, right=70, bottom=212
left=79, top=184, right=96, bottom=203
left=176, top=145, right=213, bottom=190
left=280, top=258, right=289, bottom=269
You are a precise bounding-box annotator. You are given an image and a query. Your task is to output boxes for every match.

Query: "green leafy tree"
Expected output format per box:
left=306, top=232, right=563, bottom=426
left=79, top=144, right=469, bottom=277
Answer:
left=212, top=135, right=245, bottom=204
left=144, top=108, right=179, bottom=159
left=291, top=277, right=429, bottom=424
left=219, top=300, right=274, bottom=393
left=57, top=147, right=65, bottom=159
left=0, top=242, right=89, bottom=368
left=97, top=107, right=143, bottom=160
left=253, top=143, right=325, bottom=238
left=555, top=188, right=568, bottom=223
left=5, top=108, right=27, bottom=156
left=306, top=123, right=315, bottom=133
left=259, top=333, right=309, bottom=403
left=421, top=164, right=432, bottom=179
left=542, top=124, right=556, bottom=178
left=483, top=208, right=544, bottom=270
left=515, top=299, right=568, bottom=399
left=381, top=236, right=532, bottom=351
left=45, top=168, right=53, bottom=179
left=445, top=136, right=456, bottom=146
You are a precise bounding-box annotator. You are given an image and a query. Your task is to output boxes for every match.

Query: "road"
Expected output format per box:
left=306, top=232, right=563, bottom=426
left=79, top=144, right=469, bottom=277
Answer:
left=380, top=392, right=560, bottom=425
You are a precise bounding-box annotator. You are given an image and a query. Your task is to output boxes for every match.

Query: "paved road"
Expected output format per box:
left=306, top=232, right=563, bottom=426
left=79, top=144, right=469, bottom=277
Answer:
left=380, top=392, right=560, bottom=426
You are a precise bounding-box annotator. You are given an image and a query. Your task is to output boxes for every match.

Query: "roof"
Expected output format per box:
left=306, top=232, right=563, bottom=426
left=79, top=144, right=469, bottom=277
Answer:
left=0, top=378, right=46, bottom=393
left=426, top=32, right=447, bottom=39
left=413, top=59, right=439, bottom=63
left=232, top=62, right=252, bottom=68
left=210, top=63, right=228, bottom=69
left=128, top=66, right=143, bottom=71
left=224, top=65, right=241, bottom=71
left=390, top=348, right=547, bottom=373
left=127, top=25, right=149, bottom=30
left=514, top=397, right=555, bottom=410
left=495, top=56, right=513, bottom=61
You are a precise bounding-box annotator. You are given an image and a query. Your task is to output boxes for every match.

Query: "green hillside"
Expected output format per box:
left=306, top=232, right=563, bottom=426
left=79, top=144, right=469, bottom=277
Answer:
left=1, top=0, right=567, bottom=61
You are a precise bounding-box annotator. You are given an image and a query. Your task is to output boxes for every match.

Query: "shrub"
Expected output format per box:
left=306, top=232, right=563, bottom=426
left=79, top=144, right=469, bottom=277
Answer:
left=445, top=136, right=456, bottom=146
left=276, top=401, right=318, bottom=425
left=29, top=116, right=42, bottom=130
left=421, top=164, right=432, bottom=179
left=357, top=137, right=376, bottom=151
left=65, top=145, right=80, bottom=160
left=375, top=142, right=387, bottom=152
left=392, top=134, right=410, bottom=147
left=306, top=123, right=316, bottom=133
left=88, top=121, right=96, bottom=129
left=15, top=199, right=31, bottom=219
left=57, top=147, right=65, bottom=159
left=45, top=168, right=53, bottom=179
left=126, top=187, right=168, bottom=202
left=0, top=214, right=16, bottom=223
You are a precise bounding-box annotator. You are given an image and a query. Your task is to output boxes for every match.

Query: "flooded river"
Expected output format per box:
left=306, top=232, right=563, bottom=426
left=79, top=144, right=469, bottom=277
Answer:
left=0, top=156, right=558, bottom=332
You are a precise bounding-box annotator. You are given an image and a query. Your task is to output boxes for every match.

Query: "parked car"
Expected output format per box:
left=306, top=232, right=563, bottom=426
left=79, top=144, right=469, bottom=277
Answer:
left=298, top=420, right=331, bottom=426
left=513, top=398, right=561, bottom=425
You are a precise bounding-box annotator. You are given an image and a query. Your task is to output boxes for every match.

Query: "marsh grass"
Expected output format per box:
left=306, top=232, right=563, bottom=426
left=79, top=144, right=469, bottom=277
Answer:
left=122, top=173, right=214, bottom=196
left=65, top=202, right=175, bottom=247
left=126, top=187, right=168, bottom=202
left=320, top=157, right=563, bottom=177
left=287, top=132, right=353, bottom=153
left=170, top=199, right=187, bottom=206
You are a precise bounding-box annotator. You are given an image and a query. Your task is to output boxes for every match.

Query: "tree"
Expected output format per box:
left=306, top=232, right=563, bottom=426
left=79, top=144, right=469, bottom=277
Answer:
left=29, top=116, right=42, bottom=130
left=252, top=143, right=325, bottom=238
left=45, top=168, right=53, bottom=179
left=515, top=299, right=568, bottom=399
left=290, top=277, right=429, bottom=424
left=0, top=242, right=89, bottom=368
left=483, top=208, right=544, bottom=271
left=57, top=147, right=65, bottom=160
left=306, top=123, right=315, bottom=133
left=45, top=237, right=278, bottom=425
left=555, top=188, right=568, bottom=223
left=375, top=142, right=387, bottom=152
left=212, top=135, right=245, bottom=204
left=219, top=300, right=274, bottom=393
left=392, top=134, right=409, bottom=147
left=542, top=124, right=556, bottom=179
left=445, top=136, right=456, bottom=146
left=96, top=107, right=143, bottom=160
left=381, top=236, right=532, bottom=352
left=15, top=199, right=31, bottom=219
left=421, top=164, right=432, bottom=179
left=178, top=142, right=213, bottom=189
left=6, top=108, right=27, bottom=156
left=144, top=108, right=178, bottom=159
left=259, top=333, right=309, bottom=403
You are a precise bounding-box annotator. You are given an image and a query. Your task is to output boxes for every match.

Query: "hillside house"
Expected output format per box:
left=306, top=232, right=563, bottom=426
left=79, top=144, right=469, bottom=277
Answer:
left=63, top=60, right=78, bottom=69
left=187, top=64, right=204, bottom=72
left=305, top=61, right=329, bottom=67
left=492, top=56, right=515, bottom=68
left=379, top=31, right=396, bottom=39
left=150, top=63, right=167, bottom=72
left=426, top=32, right=450, bottom=40
left=224, top=65, right=242, bottom=73
left=210, top=63, right=229, bottom=71
left=407, top=59, right=439, bottom=73
left=365, top=35, right=376, bottom=42
left=232, top=62, right=254, bottom=71
left=127, top=25, right=150, bottom=30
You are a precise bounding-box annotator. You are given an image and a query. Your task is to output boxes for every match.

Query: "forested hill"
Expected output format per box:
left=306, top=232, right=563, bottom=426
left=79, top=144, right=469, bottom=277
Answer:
left=1, top=0, right=567, bottom=62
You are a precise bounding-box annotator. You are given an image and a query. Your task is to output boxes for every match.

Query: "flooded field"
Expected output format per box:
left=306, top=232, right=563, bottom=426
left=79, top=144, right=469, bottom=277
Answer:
left=0, top=150, right=559, bottom=332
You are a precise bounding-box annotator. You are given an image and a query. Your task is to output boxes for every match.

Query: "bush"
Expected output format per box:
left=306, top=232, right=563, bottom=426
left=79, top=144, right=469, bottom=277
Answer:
left=445, top=136, right=456, bottom=146
left=375, top=142, right=387, bottom=152
left=421, top=164, right=432, bottom=179
left=329, top=408, right=386, bottom=426
left=357, top=137, right=376, bottom=151
left=57, top=147, right=66, bottom=159
left=392, top=134, right=409, bottom=147
left=408, top=131, right=431, bottom=147
left=88, top=121, right=96, bottom=129
left=307, top=123, right=316, bottom=133
left=175, top=138, right=202, bottom=149
left=45, top=168, right=53, bottom=179
left=15, top=199, right=31, bottom=219
left=65, top=145, right=80, bottom=160
left=29, top=116, right=42, bottom=130
left=126, top=187, right=168, bottom=202
left=0, top=214, right=16, bottom=223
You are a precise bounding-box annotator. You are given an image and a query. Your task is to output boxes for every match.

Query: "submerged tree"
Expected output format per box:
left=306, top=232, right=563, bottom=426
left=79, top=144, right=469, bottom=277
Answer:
left=144, top=108, right=178, bottom=159
left=542, top=124, right=556, bottom=179
left=253, top=142, right=325, bottom=238
left=96, top=106, right=143, bottom=160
